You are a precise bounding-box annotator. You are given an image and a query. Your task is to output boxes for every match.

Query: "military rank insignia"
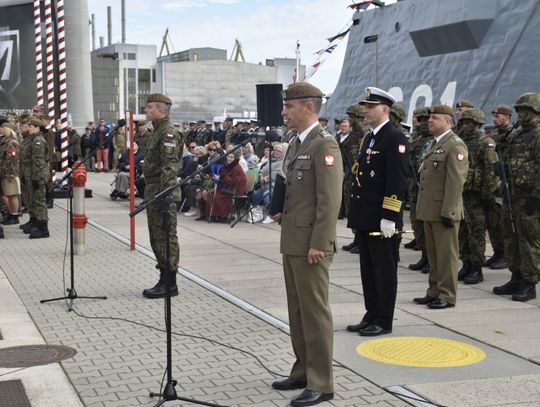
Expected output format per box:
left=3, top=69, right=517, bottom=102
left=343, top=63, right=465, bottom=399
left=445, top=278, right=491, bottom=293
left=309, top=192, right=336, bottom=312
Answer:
left=324, top=153, right=335, bottom=166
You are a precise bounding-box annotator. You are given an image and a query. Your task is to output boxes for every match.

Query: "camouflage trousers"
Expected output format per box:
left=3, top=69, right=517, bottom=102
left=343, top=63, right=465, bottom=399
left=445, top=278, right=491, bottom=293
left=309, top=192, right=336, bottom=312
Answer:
left=342, top=173, right=353, bottom=218
left=485, top=198, right=504, bottom=255
left=20, top=176, right=31, bottom=215
left=409, top=198, right=425, bottom=250
left=459, top=193, right=487, bottom=267
left=31, top=181, right=48, bottom=222
left=145, top=183, right=179, bottom=274
left=502, top=197, right=540, bottom=284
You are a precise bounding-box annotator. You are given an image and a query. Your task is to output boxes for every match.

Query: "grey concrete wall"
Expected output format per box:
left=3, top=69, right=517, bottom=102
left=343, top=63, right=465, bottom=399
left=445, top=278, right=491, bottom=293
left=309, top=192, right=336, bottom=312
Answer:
left=162, top=60, right=277, bottom=122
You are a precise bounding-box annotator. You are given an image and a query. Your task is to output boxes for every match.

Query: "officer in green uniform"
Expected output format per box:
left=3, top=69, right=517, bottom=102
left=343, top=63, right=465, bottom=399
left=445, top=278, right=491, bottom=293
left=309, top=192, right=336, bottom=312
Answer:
left=484, top=105, right=514, bottom=269
left=493, top=93, right=540, bottom=301
left=26, top=117, right=50, bottom=239
left=270, top=82, right=342, bottom=407
left=414, top=105, right=468, bottom=308
left=141, top=94, right=184, bottom=299
left=456, top=108, right=500, bottom=284
left=135, top=120, right=151, bottom=155
left=407, top=107, right=432, bottom=273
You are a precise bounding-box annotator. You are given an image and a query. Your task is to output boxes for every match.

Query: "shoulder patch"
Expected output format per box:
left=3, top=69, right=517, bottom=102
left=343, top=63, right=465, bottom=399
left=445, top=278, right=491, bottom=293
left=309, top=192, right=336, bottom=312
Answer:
left=324, top=153, right=335, bottom=166
left=457, top=153, right=465, bottom=161
left=398, top=144, right=406, bottom=154
left=166, top=133, right=174, bottom=138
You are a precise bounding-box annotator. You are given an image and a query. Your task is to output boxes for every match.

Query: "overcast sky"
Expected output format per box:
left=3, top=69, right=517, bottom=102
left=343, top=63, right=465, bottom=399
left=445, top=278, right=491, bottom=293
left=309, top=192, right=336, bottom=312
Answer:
left=87, top=0, right=367, bottom=95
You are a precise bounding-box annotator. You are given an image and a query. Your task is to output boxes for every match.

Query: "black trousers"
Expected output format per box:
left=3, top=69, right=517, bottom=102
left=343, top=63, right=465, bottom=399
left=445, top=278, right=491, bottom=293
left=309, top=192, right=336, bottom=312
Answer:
left=358, top=232, right=399, bottom=330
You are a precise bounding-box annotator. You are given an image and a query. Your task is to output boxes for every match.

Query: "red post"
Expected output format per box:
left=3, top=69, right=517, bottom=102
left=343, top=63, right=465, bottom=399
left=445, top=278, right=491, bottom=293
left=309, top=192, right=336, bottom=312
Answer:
left=127, top=111, right=136, bottom=250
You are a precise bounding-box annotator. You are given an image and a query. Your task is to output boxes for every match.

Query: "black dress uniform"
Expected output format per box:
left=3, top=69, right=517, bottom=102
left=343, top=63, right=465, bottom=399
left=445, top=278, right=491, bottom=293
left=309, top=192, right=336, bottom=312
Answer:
left=348, top=120, right=409, bottom=332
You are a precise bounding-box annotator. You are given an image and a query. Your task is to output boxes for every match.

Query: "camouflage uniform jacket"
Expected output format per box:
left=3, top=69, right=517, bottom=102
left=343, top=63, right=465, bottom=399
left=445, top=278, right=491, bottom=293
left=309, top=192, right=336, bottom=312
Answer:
left=112, top=127, right=126, bottom=153
left=503, top=123, right=540, bottom=199
left=0, top=137, right=19, bottom=177
left=20, top=134, right=33, bottom=180
left=461, top=130, right=500, bottom=199
left=69, top=129, right=81, bottom=158
left=493, top=123, right=513, bottom=144
left=30, top=133, right=50, bottom=182
left=136, top=129, right=151, bottom=154
left=142, top=116, right=184, bottom=201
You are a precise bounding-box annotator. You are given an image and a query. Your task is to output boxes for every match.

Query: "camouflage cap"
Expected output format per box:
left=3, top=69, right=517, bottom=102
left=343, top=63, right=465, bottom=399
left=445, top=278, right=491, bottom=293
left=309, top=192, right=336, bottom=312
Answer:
left=413, top=107, right=431, bottom=118
left=456, top=99, right=474, bottom=108
left=282, top=82, right=324, bottom=101
left=318, top=117, right=328, bottom=122
left=147, top=93, right=172, bottom=105
left=460, top=108, right=485, bottom=124
left=430, top=105, right=454, bottom=117
left=514, top=92, right=540, bottom=113
left=2, top=122, right=18, bottom=131
left=359, top=87, right=396, bottom=107
left=390, top=102, right=406, bottom=121
left=346, top=104, right=366, bottom=118
left=27, top=117, right=44, bottom=127
left=492, top=104, right=513, bottom=116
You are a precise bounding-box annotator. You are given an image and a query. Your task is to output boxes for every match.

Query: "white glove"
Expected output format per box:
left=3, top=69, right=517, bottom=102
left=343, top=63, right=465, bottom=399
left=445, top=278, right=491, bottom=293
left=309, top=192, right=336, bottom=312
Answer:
left=380, top=218, right=396, bottom=238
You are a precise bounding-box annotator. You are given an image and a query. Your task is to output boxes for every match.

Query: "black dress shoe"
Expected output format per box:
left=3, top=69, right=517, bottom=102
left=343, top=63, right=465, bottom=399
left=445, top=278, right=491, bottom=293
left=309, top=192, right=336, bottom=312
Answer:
left=290, top=389, right=333, bottom=406
left=413, top=295, right=436, bottom=304
left=342, top=241, right=357, bottom=251
left=404, top=238, right=417, bottom=249
left=427, top=298, right=455, bottom=309
left=349, top=245, right=360, bottom=254
left=421, top=263, right=431, bottom=274
left=358, top=324, right=391, bottom=337
left=408, top=255, right=428, bottom=271
left=346, top=320, right=370, bottom=332
left=271, top=377, right=307, bottom=391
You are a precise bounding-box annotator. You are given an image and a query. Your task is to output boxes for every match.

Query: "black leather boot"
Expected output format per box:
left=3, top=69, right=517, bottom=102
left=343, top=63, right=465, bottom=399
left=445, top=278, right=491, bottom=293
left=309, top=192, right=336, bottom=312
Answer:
left=23, top=218, right=38, bottom=234
left=1, top=214, right=19, bottom=225
left=0, top=225, right=4, bottom=239
left=143, top=272, right=178, bottom=299
left=20, top=217, right=34, bottom=230
left=409, top=251, right=428, bottom=270
left=458, top=261, right=471, bottom=281
left=485, top=251, right=503, bottom=267
left=29, top=221, right=50, bottom=239
left=512, top=281, right=536, bottom=302
left=493, top=274, right=522, bottom=295
left=142, top=271, right=163, bottom=297
left=464, top=265, right=483, bottom=284
left=404, top=238, right=417, bottom=249
left=489, top=257, right=508, bottom=270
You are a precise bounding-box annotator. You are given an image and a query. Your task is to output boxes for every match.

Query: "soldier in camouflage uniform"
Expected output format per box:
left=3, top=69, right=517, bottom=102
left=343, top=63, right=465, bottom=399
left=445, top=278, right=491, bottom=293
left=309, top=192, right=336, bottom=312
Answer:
left=390, top=103, right=408, bottom=135
left=453, top=100, right=474, bottom=136
left=68, top=125, right=81, bottom=163
left=407, top=107, right=432, bottom=273
left=457, top=108, right=500, bottom=284
left=111, top=119, right=127, bottom=170
left=18, top=118, right=33, bottom=231
left=0, top=124, right=20, bottom=225
left=25, top=117, right=50, bottom=239
left=342, top=104, right=368, bottom=253
left=493, top=93, right=540, bottom=302
left=141, top=93, right=184, bottom=299
left=32, top=105, right=56, bottom=208
left=135, top=120, right=151, bottom=155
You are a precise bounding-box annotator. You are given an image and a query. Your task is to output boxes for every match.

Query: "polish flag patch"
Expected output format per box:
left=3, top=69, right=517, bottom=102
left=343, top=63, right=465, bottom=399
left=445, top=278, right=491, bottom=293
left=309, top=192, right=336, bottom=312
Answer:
left=324, top=153, right=335, bottom=166
left=398, top=144, right=406, bottom=154
left=457, top=153, right=465, bottom=161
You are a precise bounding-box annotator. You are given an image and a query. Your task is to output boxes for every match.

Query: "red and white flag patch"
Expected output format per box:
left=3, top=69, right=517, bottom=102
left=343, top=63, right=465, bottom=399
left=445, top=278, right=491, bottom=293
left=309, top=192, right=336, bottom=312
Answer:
left=324, top=153, right=335, bottom=166
left=398, top=144, right=406, bottom=154
left=457, top=153, right=465, bottom=161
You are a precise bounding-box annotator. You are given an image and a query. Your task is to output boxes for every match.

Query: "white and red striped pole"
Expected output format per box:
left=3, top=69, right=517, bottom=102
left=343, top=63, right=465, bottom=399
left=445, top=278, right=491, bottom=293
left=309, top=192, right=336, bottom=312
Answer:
left=56, top=0, right=69, bottom=173
left=34, top=0, right=44, bottom=107
left=44, top=0, right=56, bottom=130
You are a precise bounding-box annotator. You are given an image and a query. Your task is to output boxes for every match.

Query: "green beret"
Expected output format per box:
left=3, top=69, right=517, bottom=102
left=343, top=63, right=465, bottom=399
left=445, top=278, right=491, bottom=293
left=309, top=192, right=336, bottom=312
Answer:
left=282, top=82, right=324, bottom=101
left=147, top=93, right=172, bottom=105
left=430, top=105, right=454, bottom=117
left=413, top=107, right=431, bottom=118
left=28, top=117, right=45, bottom=127
left=492, top=104, right=513, bottom=116
left=456, top=99, right=474, bottom=108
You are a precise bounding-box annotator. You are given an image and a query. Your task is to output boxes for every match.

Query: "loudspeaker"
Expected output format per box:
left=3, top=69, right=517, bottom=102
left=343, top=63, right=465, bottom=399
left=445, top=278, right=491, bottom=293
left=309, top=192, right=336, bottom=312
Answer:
left=256, top=84, right=284, bottom=127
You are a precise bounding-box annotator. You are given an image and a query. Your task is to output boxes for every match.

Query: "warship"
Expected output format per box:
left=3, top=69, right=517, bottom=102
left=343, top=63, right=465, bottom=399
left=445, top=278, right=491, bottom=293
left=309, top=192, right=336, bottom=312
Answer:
left=325, top=0, right=540, bottom=124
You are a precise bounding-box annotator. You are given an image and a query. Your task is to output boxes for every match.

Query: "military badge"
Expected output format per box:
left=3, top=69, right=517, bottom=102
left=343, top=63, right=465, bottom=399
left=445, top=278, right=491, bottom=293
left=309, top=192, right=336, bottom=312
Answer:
left=324, top=153, right=335, bottom=166
left=298, top=154, right=311, bottom=160
left=398, top=144, right=406, bottom=153
left=370, top=170, right=375, bottom=177
left=433, top=161, right=438, bottom=168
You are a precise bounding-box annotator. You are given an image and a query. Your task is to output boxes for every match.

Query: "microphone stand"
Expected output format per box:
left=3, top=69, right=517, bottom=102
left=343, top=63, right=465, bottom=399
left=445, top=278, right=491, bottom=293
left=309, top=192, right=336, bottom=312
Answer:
left=40, top=132, right=112, bottom=310
left=130, top=143, right=246, bottom=407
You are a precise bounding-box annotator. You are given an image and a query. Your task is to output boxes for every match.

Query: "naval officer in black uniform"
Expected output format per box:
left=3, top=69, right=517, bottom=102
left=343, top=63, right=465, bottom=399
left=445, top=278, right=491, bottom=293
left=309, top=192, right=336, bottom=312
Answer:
left=346, top=87, right=409, bottom=336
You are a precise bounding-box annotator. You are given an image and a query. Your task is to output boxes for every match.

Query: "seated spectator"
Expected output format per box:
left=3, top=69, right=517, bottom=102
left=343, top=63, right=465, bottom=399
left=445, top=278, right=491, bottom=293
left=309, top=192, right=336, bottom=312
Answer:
left=242, top=142, right=256, bottom=162
left=110, top=142, right=144, bottom=199
left=182, top=146, right=207, bottom=217
left=251, top=143, right=286, bottom=223
left=199, top=149, right=246, bottom=223
left=194, top=141, right=224, bottom=220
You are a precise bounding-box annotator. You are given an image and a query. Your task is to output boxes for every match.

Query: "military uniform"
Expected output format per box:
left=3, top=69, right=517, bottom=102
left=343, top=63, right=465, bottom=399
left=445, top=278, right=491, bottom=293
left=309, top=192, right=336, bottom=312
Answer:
left=142, top=93, right=184, bottom=299
left=136, top=125, right=151, bottom=155
left=277, top=83, right=342, bottom=401
left=20, top=124, right=34, bottom=231
left=493, top=93, right=540, bottom=301
left=111, top=124, right=126, bottom=170
left=68, top=128, right=81, bottom=162
left=416, top=105, right=468, bottom=306
left=457, top=109, right=500, bottom=284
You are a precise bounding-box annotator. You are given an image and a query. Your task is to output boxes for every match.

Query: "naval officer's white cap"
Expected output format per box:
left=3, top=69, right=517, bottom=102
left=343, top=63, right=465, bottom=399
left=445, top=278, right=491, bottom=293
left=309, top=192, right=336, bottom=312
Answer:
left=359, top=87, right=396, bottom=107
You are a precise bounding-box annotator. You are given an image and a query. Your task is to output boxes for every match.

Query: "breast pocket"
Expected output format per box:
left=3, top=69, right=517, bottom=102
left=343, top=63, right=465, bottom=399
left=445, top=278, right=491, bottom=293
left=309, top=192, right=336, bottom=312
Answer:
left=292, top=160, right=314, bottom=187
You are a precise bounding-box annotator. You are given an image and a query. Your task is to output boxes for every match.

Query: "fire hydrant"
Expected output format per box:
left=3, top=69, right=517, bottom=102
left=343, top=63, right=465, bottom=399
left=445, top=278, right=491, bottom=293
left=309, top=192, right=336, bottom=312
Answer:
left=71, top=161, right=88, bottom=255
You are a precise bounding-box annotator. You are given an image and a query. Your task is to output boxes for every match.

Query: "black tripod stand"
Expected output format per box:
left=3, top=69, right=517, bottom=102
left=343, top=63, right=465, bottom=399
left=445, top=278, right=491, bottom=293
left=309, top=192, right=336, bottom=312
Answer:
left=40, top=136, right=112, bottom=310
left=130, top=143, right=247, bottom=406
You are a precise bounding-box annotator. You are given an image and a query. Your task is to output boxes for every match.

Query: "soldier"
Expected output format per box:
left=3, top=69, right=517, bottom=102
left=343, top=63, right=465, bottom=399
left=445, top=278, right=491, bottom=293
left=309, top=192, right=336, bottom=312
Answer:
left=453, top=100, right=474, bottom=136
left=390, top=102, right=408, bottom=134
left=135, top=120, right=151, bottom=155
left=407, top=107, right=432, bottom=274
left=111, top=119, right=127, bottom=170
left=68, top=125, right=81, bottom=164
left=270, top=82, right=341, bottom=407
left=414, top=105, right=468, bottom=309
left=31, top=105, right=56, bottom=208
left=493, top=93, right=540, bottom=302
left=141, top=93, right=184, bottom=299
left=18, top=117, right=33, bottom=228
left=0, top=124, right=21, bottom=225
left=342, top=104, right=367, bottom=254
left=25, top=117, right=50, bottom=239
left=346, top=87, right=409, bottom=335
left=456, top=108, right=500, bottom=284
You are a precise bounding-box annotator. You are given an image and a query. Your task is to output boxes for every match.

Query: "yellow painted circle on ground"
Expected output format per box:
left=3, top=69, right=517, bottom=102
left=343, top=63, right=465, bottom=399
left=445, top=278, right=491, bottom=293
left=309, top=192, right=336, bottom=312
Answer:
left=356, top=336, right=486, bottom=368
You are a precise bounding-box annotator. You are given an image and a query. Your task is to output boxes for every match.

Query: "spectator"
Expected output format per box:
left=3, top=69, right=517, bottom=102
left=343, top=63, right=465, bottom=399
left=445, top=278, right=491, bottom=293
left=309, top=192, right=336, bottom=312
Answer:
left=110, top=142, right=144, bottom=199
left=92, top=118, right=111, bottom=172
